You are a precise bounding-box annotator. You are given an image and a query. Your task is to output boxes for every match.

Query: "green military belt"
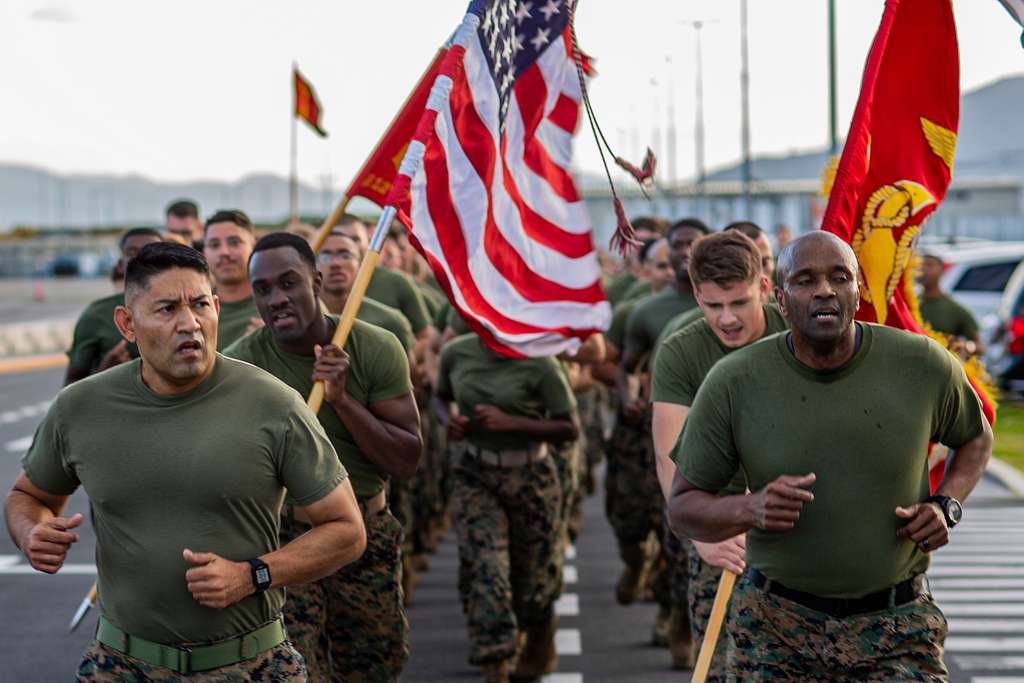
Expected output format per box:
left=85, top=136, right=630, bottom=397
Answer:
left=96, top=615, right=286, bottom=674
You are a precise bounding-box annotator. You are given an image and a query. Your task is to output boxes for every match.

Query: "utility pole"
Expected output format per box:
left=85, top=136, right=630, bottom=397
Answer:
left=679, top=20, right=712, bottom=217
left=828, top=0, right=839, bottom=155
left=665, top=56, right=678, bottom=187
left=740, top=0, right=752, bottom=217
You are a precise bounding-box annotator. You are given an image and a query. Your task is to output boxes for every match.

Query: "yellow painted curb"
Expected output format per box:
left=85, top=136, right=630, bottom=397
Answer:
left=0, top=354, right=68, bottom=375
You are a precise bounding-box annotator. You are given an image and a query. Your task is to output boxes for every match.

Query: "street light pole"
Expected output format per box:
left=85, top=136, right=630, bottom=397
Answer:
left=829, top=0, right=838, bottom=155
left=679, top=19, right=712, bottom=218
left=740, top=0, right=752, bottom=217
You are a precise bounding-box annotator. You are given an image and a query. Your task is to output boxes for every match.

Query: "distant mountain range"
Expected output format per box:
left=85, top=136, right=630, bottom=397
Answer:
left=3, top=74, right=1021, bottom=232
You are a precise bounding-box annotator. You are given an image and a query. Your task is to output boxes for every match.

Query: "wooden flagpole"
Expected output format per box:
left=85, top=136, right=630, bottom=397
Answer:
left=691, top=569, right=737, bottom=683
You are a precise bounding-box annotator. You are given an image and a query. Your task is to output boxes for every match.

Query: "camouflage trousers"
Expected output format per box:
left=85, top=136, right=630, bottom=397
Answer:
left=576, top=386, right=607, bottom=478
left=553, top=438, right=584, bottom=544
left=452, top=451, right=563, bottom=664
left=604, top=416, right=663, bottom=547
left=727, top=574, right=948, bottom=682
left=662, top=515, right=691, bottom=611
left=280, top=506, right=409, bottom=683
left=77, top=640, right=306, bottom=682
left=411, top=391, right=448, bottom=555
left=685, top=539, right=728, bottom=683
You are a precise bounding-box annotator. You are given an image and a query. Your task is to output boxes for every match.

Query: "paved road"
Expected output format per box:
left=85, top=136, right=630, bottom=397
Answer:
left=1, top=367, right=1023, bottom=681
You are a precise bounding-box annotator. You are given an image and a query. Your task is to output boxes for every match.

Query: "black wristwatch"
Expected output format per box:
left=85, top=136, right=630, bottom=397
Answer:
left=248, top=558, right=272, bottom=593
left=925, top=495, right=963, bottom=529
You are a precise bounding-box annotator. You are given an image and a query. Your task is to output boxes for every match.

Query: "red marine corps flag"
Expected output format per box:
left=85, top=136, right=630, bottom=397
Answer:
left=821, top=0, right=996, bottom=488
left=383, top=0, right=610, bottom=358
left=294, top=66, right=328, bottom=137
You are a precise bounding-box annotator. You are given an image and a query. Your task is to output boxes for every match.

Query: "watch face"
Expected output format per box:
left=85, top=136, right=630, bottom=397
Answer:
left=947, top=499, right=963, bottom=524
left=256, top=567, right=270, bottom=585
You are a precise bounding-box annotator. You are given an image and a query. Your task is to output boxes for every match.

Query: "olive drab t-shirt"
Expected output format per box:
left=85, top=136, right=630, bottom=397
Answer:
left=226, top=316, right=412, bottom=498
left=652, top=304, right=789, bottom=496
left=66, top=292, right=138, bottom=371
left=365, top=267, right=431, bottom=335
left=22, top=356, right=345, bottom=645
left=434, top=301, right=472, bottom=337
left=624, top=287, right=699, bottom=360
left=358, top=297, right=415, bottom=353
left=621, top=277, right=654, bottom=303
left=607, top=299, right=643, bottom=352
left=436, top=334, right=576, bottom=452
left=920, top=293, right=980, bottom=340
left=604, top=270, right=638, bottom=306
left=674, top=324, right=986, bottom=597
left=216, top=297, right=259, bottom=351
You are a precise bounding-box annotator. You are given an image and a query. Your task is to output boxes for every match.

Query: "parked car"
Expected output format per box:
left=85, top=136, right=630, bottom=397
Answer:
left=920, top=240, right=1024, bottom=351
left=988, top=258, right=1024, bottom=391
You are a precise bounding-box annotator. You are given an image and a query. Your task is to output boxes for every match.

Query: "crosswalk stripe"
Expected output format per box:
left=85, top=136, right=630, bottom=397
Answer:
left=971, top=677, right=1024, bottom=683
left=933, top=579, right=1024, bottom=589
left=555, top=629, right=581, bottom=656
left=955, top=655, right=1024, bottom=671
left=943, top=546, right=1024, bottom=554
left=541, top=675, right=583, bottom=683
left=934, top=590, right=1024, bottom=601
left=0, top=563, right=96, bottom=575
left=0, top=555, right=20, bottom=568
left=563, top=565, right=577, bottom=585
left=555, top=594, right=579, bottom=617
left=930, top=566, right=1024, bottom=577
left=948, top=618, right=1024, bottom=633
left=944, top=604, right=1024, bottom=617
left=565, top=545, right=577, bottom=561
left=933, top=555, right=1024, bottom=565
left=946, top=636, right=1024, bottom=651
left=4, top=435, right=32, bottom=452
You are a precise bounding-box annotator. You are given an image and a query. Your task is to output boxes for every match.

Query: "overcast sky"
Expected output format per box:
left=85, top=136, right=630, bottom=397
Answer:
left=2, top=0, right=1021, bottom=193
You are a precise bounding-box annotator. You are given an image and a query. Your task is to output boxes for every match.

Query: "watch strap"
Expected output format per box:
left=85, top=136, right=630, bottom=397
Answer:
left=248, top=558, right=272, bottom=592
left=924, top=495, right=958, bottom=528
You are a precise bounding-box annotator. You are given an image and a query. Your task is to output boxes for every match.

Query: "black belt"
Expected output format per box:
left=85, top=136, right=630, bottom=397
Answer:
left=748, top=568, right=921, bottom=618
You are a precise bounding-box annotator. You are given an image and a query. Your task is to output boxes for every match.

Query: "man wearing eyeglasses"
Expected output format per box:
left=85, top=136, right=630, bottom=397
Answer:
left=203, top=209, right=261, bottom=350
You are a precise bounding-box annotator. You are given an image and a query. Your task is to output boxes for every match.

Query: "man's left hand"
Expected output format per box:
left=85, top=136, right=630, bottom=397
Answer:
left=183, top=549, right=253, bottom=609
left=313, top=344, right=351, bottom=407
left=474, top=405, right=517, bottom=432
left=895, top=502, right=948, bottom=553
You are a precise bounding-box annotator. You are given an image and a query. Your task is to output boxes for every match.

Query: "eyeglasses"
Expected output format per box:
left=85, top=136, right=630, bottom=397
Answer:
left=317, top=250, right=356, bottom=263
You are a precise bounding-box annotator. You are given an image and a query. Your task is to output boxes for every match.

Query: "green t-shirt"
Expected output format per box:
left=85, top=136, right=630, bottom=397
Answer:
left=607, top=300, right=642, bottom=353
left=359, top=297, right=415, bottom=353
left=434, top=301, right=472, bottom=337
left=417, top=281, right=445, bottom=319
left=436, top=334, right=576, bottom=451
left=621, top=277, right=654, bottom=303
left=604, top=270, right=637, bottom=306
left=216, top=297, right=259, bottom=351
left=66, top=293, right=138, bottom=372
left=920, top=293, right=979, bottom=340
left=624, top=287, right=699, bottom=360
left=652, top=304, right=789, bottom=496
left=226, top=316, right=411, bottom=498
left=22, top=356, right=344, bottom=645
left=674, top=324, right=986, bottom=597
left=365, top=268, right=431, bottom=335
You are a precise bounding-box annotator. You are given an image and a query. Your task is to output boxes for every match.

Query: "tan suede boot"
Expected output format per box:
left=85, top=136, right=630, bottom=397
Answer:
left=482, top=659, right=511, bottom=683
left=668, top=605, right=696, bottom=669
left=511, top=613, right=558, bottom=681
left=615, top=542, right=646, bottom=605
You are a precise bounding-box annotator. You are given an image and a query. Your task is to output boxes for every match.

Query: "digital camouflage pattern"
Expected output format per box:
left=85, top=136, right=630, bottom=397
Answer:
left=76, top=640, right=306, bottom=682
left=452, top=453, right=563, bottom=665
left=576, top=386, right=607, bottom=491
left=661, top=516, right=690, bottom=611
left=280, top=508, right=409, bottom=683
left=686, top=539, right=728, bottom=683
left=553, top=438, right=583, bottom=544
left=604, top=417, right=662, bottom=546
left=726, top=575, right=948, bottom=682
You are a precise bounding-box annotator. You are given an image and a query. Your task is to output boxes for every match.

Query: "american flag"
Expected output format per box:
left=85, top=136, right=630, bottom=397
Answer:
left=997, top=0, right=1024, bottom=47
left=387, top=0, right=610, bottom=358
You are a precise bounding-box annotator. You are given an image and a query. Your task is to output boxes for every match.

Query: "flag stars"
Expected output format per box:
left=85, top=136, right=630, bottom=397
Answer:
left=511, top=32, right=524, bottom=53
left=530, top=26, right=551, bottom=50
left=516, top=1, right=533, bottom=24
left=539, top=0, right=560, bottom=21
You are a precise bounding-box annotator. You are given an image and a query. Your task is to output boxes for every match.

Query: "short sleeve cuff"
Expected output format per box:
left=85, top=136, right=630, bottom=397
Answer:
left=288, top=468, right=348, bottom=508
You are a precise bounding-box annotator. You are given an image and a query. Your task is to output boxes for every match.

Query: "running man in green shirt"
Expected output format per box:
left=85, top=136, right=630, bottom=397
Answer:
left=668, top=232, right=993, bottom=681
left=64, top=227, right=164, bottom=385
left=203, top=209, right=260, bottom=351
left=650, top=230, right=786, bottom=675
left=226, top=232, right=421, bottom=682
left=7, top=242, right=365, bottom=680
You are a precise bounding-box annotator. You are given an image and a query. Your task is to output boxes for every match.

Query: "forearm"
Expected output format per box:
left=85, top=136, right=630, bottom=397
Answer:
left=937, top=423, right=993, bottom=503
left=652, top=402, right=687, bottom=501
left=263, top=517, right=365, bottom=587
left=332, top=396, right=422, bottom=481
left=4, top=489, right=62, bottom=553
left=668, top=487, right=754, bottom=543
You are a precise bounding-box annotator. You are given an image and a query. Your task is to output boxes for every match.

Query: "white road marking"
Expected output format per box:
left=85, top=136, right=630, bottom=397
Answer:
left=933, top=578, right=1024, bottom=589
left=929, top=566, right=1024, bottom=577
left=934, top=590, right=1024, bottom=601
left=541, top=675, right=583, bottom=683
left=565, top=545, right=576, bottom=561
left=563, top=565, right=577, bottom=584
left=955, top=655, right=1024, bottom=670
left=0, top=555, right=21, bottom=568
left=948, top=618, right=1024, bottom=633
left=555, top=629, right=581, bottom=655
left=5, top=435, right=32, bottom=452
left=0, top=411, right=19, bottom=423
left=555, top=593, right=579, bottom=617
left=944, top=604, right=1024, bottom=617
left=971, top=678, right=1024, bottom=683
left=934, top=555, right=1024, bottom=565
left=946, top=636, right=1024, bottom=651
left=943, top=546, right=1024, bottom=554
